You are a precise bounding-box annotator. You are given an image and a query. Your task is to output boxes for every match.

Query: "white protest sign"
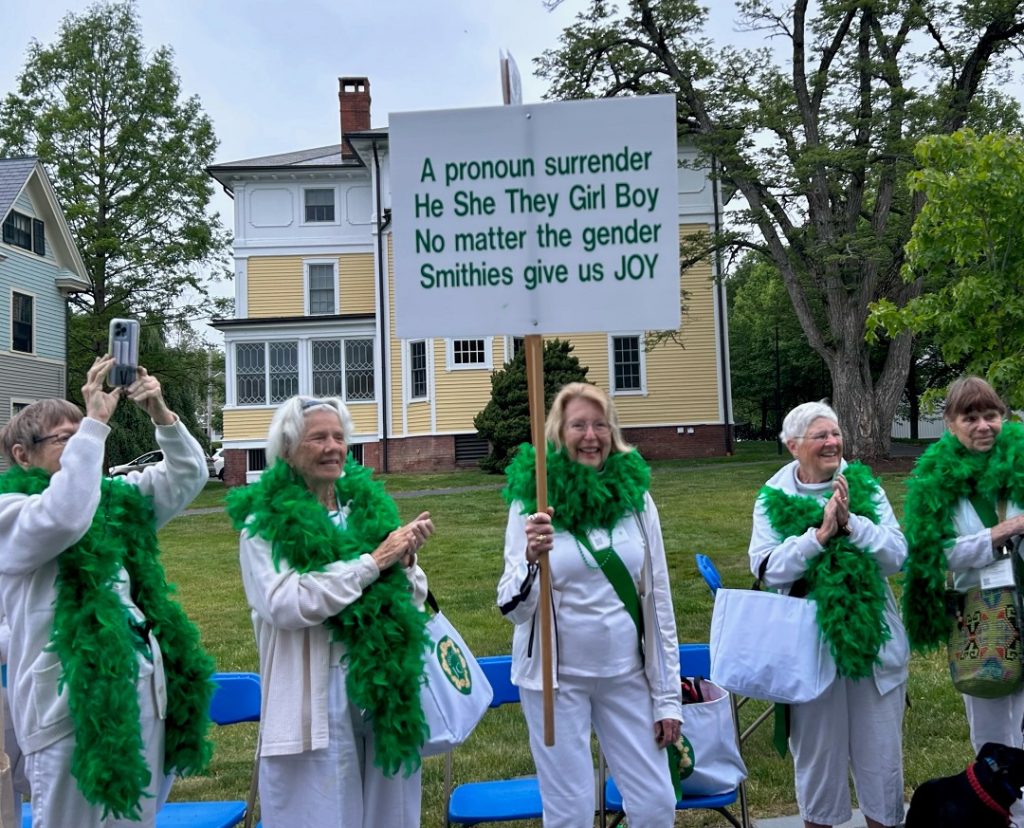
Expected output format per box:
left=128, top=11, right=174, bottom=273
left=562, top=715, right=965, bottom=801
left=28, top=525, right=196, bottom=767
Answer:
left=389, top=94, right=681, bottom=339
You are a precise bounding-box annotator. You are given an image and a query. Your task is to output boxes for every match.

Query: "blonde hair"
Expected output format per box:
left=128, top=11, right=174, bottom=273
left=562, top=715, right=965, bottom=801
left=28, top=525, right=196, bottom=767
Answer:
left=545, top=383, right=631, bottom=455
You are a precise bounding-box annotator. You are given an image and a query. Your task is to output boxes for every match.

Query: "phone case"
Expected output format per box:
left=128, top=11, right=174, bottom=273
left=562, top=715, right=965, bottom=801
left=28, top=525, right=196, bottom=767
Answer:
left=108, top=318, right=140, bottom=386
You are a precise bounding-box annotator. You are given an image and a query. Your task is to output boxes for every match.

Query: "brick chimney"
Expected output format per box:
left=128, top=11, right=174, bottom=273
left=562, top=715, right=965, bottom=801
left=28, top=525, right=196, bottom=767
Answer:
left=339, top=77, right=371, bottom=157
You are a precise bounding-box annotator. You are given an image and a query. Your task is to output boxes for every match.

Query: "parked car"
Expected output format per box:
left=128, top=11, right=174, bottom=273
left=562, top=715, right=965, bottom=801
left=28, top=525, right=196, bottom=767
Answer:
left=212, top=448, right=225, bottom=480
left=108, top=450, right=163, bottom=477
left=109, top=450, right=217, bottom=478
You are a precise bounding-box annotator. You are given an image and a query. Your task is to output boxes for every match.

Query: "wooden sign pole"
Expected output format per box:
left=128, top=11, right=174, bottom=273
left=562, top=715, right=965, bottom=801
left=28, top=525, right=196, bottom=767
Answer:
left=524, top=333, right=554, bottom=745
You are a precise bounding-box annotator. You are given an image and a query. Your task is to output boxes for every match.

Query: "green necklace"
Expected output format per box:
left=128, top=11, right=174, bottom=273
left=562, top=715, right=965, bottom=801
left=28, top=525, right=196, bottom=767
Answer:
left=503, top=443, right=650, bottom=533
left=902, top=421, right=1024, bottom=651
left=760, top=461, right=889, bottom=680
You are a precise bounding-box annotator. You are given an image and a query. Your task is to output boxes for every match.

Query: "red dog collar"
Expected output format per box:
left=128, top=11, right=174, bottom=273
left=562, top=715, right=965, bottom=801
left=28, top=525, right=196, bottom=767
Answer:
left=967, top=761, right=1012, bottom=824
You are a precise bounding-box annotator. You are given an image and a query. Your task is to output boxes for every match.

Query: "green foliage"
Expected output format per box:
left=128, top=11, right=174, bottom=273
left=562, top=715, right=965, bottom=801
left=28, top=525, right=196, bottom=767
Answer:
left=0, top=0, right=230, bottom=328
left=868, top=129, right=1024, bottom=409
left=728, top=254, right=831, bottom=436
left=537, top=0, right=1024, bottom=458
left=473, top=339, right=588, bottom=473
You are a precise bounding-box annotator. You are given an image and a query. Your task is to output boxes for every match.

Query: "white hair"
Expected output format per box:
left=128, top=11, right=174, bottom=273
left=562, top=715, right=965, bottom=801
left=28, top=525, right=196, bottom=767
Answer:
left=265, top=396, right=353, bottom=465
left=780, top=401, right=839, bottom=443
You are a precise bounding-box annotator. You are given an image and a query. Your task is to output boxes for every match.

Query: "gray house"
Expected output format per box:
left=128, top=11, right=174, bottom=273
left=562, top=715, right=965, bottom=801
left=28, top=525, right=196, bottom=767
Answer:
left=0, top=157, right=89, bottom=463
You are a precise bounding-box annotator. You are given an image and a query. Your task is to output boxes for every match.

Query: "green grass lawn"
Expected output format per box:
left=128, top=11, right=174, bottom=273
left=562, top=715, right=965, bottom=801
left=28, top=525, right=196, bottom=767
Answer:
left=160, top=444, right=974, bottom=827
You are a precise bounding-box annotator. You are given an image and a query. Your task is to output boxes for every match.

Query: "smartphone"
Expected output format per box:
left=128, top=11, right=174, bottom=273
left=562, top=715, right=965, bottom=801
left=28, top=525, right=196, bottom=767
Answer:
left=108, top=318, right=140, bottom=386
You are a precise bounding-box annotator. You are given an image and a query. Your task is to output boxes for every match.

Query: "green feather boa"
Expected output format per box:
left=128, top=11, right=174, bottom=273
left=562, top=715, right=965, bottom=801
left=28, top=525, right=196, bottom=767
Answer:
left=0, top=466, right=215, bottom=820
left=760, top=462, right=890, bottom=680
left=502, top=443, right=650, bottom=531
left=226, top=457, right=430, bottom=777
left=902, top=421, right=1024, bottom=651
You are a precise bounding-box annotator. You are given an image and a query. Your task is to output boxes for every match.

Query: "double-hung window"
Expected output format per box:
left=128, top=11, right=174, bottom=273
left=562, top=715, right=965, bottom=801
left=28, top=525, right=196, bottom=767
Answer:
left=611, top=335, right=644, bottom=393
left=409, top=340, right=427, bottom=400
left=11, top=292, right=33, bottom=353
left=306, top=261, right=337, bottom=314
left=304, top=188, right=335, bottom=223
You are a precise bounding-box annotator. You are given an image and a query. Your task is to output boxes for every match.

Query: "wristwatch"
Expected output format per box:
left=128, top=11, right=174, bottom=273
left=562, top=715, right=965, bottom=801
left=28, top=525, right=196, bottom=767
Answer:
left=992, top=544, right=1012, bottom=561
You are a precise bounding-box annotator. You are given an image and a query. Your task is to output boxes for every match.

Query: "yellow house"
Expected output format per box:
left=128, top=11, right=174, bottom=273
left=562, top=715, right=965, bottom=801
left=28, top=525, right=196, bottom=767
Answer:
left=208, top=77, right=732, bottom=484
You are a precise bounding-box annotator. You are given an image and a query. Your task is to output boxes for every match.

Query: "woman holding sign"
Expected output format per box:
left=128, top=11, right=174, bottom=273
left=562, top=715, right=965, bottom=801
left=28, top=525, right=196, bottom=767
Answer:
left=903, top=376, right=1024, bottom=752
left=497, top=383, right=681, bottom=828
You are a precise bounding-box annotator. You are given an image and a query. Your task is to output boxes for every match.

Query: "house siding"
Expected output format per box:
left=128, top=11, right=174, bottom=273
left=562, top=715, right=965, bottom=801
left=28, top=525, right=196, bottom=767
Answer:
left=340, top=253, right=375, bottom=314
left=0, top=353, right=65, bottom=469
left=246, top=257, right=305, bottom=317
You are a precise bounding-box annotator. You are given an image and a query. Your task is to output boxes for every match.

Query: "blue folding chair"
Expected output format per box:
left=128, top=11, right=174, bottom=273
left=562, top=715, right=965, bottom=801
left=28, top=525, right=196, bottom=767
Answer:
left=696, top=552, right=723, bottom=595
left=21, top=671, right=261, bottom=828
left=445, top=655, right=544, bottom=826
left=600, top=644, right=751, bottom=828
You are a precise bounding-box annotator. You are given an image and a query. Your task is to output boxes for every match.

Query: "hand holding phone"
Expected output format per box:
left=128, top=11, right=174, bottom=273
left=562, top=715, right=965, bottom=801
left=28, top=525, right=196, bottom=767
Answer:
left=108, top=318, right=140, bottom=387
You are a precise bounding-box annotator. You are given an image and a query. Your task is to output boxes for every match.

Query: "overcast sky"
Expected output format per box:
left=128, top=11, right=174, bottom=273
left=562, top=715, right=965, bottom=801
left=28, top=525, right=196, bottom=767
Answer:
left=3, top=2, right=1022, bottom=343
left=1, top=0, right=680, bottom=340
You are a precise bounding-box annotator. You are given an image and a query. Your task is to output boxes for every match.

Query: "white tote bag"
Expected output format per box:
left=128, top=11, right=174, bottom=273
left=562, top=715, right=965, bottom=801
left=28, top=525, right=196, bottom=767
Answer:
left=709, top=588, right=836, bottom=704
left=419, top=595, right=493, bottom=757
left=679, top=677, right=747, bottom=796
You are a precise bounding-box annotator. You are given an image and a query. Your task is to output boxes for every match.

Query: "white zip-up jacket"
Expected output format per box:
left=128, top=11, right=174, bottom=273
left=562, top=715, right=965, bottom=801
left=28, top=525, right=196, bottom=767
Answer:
left=497, top=492, right=682, bottom=723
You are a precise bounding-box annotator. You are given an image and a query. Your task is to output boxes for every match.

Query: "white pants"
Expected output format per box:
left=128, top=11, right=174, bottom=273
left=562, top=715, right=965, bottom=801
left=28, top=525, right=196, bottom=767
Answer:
left=790, top=677, right=905, bottom=827
left=521, top=670, right=676, bottom=828
left=259, top=665, right=421, bottom=828
left=25, top=672, right=169, bottom=828
left=962, top=689, right=1024, bottom=752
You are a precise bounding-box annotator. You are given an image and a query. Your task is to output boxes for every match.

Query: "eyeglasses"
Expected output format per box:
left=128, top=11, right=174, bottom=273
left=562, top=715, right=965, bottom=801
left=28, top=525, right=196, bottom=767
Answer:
left=799, top=429, right=843, bottom=443
left=32, top=432, right=74, bottom=447
left=567, top=420, right=610, bottom=436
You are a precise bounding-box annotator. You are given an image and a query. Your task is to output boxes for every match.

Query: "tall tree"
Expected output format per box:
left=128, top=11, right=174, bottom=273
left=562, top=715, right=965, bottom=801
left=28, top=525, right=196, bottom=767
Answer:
left=868, top=129, right=1024, bottom=409
left=728, top=253, right=831, bottom=438
left=537, top=0, right=1024, bottom=459
left=0, top=0, right=229, bottom=350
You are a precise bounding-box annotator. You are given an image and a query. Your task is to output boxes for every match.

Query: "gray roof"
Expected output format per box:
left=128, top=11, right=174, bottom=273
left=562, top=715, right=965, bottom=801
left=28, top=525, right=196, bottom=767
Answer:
left=209, top=144, right=353, bottom=170
left=0, top=157, right=37, bottom=222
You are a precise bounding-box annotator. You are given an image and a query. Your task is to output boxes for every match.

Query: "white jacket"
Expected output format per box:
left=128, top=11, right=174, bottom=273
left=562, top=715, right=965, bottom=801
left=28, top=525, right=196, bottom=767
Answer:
left=239, top=528, right=427, bottom=757
left=747, top=459, right=910, bottom=695
left=0, top=417, right=208, bottom=755
left=497, top=492, right=682, bottom=723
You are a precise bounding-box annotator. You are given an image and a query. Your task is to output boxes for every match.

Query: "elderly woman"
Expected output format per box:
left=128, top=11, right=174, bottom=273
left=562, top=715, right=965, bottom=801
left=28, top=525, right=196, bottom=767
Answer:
left=228, top=396, right=434, bottom=828
left=903, top=376, right=1024, bottom=751
left=497, top=382, right=681, bottom=828
left=748, top=401, right=908, bottom=828
left=0, top=356, right=213, bottom=827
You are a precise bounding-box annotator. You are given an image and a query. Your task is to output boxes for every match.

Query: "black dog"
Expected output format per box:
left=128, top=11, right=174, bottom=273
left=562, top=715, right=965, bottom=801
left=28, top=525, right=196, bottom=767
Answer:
left=906, top=742, right=1024, bottom=827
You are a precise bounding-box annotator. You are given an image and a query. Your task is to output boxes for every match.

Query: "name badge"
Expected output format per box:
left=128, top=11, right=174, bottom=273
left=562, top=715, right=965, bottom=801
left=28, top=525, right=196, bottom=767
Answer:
left=980, top=556, right=1015, bottom=590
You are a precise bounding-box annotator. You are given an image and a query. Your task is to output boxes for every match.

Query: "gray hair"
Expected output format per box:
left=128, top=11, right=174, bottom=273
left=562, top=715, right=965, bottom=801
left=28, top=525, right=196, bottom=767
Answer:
left=0, top=399, right=83, bottom=464
left=780, top=401, right=839, bottom=443
left=265, top=396, right=353, bottom=465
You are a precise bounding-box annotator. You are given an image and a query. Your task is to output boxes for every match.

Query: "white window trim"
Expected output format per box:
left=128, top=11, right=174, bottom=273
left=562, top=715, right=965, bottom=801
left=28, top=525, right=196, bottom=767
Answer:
left=445, top=337, right=493, bottom=372
left=10, top=288, right=36, bottom=356
left=11, top=397, right=37, bottom=416
left=502, top=336, right=525, bottom=365
left=303, top=258, right=339, bottom=315
left=231, top=339, right=300, bottom=408
left=309, top=336, right=377, bottom=404
left=608, top=333, right=647, bottom=396
left=300, top=185, right=340, bottom=227
left=406, top=339, right=431, bottom=402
